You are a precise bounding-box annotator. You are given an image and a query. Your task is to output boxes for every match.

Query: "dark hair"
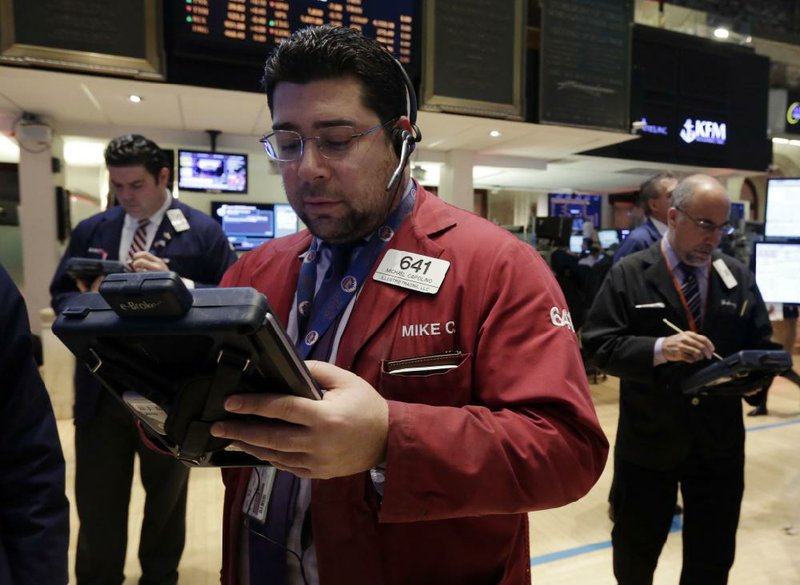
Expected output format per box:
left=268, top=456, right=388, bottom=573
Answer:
left=104, top=134, right=168, bottom=181
left=262, top=25, right=407, bottom=127
left=638, top=171, right=677, bottom=216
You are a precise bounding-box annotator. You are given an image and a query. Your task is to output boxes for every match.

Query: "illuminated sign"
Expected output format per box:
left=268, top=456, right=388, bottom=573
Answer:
left=787, top=101, right=800, bottom=125
left=640, top=118, right=668, bottom=135
left=679, top=118, right=727, bottom=145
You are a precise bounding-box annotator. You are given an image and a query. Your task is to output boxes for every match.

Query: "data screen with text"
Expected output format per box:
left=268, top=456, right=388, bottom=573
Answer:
left=174, top=0, right=415, bottom=65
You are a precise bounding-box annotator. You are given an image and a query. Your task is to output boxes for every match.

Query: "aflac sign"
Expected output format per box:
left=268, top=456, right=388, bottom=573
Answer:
left=640, top=118, right=668, bottom=135
left=679, top=118, right=727, bottom=145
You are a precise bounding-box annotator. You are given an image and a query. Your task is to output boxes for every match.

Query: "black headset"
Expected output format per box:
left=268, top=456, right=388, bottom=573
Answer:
left=386, top=56, right=422, bottom=192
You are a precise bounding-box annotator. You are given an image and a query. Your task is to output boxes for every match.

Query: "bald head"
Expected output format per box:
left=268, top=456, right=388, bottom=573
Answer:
left=667, top=174, right=731, bottom=266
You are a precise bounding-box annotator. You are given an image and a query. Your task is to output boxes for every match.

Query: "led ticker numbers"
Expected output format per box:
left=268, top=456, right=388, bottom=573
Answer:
left=178, top=0, right=414, bottom=64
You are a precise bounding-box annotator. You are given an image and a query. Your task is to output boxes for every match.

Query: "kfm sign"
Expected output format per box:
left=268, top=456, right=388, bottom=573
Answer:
left=638, top=114, right=727, bottom=146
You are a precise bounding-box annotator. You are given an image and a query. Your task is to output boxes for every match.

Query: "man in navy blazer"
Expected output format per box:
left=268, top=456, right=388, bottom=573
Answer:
left=1, top=263, right=69, bottom=585
left=50, top=134, right=237, bottom=585
left=613, top=172, right=678, bottom=264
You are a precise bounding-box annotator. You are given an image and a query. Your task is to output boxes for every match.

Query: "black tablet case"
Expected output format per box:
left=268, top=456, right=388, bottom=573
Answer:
left=53, top=272, right=320, bottom=467
left=680, top=350, right=791, bottom=397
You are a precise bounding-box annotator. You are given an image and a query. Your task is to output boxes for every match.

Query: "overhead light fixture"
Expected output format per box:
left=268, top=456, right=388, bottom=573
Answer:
left=489, top=130, right=502, bottom=138
left=713, top=27, right=730, bottom=39
left=128, top=94, right=143, bottom=103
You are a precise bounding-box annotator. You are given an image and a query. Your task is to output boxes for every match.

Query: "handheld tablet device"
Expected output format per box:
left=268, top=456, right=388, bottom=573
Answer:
left=680, top=350, right=791, bottom=397
left=52, top=271, right=321, bottom=467
left=66, top=257, right=128, bottom=281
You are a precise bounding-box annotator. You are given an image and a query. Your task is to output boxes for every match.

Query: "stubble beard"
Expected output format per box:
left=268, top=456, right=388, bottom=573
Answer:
left=294, top=154, right=399, bottom=244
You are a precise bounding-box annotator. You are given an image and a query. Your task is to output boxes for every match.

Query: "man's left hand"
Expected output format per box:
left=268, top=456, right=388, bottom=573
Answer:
left=130, top=251, right=170, bottom=273
left=209, top=360, right=389, bottom=479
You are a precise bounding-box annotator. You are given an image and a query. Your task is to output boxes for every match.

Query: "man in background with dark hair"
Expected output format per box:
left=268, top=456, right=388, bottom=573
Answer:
left=210, top=25, right=608, bottom=585
left=0, top=263, right=69, bottom=585
left=613, top=171, right=678, bottom=264
left=50, top=133, right=237, bottom=585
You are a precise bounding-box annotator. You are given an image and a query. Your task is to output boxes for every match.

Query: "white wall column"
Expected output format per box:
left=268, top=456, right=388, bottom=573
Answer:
left=18, top=134, right=63, bottom=330
left=438, top=149, right=475, bottom=212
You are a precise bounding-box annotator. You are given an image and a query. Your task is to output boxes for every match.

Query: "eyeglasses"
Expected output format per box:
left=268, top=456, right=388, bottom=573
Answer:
left=259, top=121, right=390, bottom=162
left=676, top=206, right=735, bottom=235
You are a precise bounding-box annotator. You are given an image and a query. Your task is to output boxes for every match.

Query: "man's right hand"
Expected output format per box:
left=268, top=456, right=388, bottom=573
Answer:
left=662, top=331, right=716, bottom=363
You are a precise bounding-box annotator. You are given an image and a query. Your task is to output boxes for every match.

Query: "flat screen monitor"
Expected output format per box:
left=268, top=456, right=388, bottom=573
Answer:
left=178, top=150, right=247, bottom=193
left=569, top=234, right=584, bottom=254
left=548, top=193, right=602, bottom=232
left=765, top=178, right=800, bottom=239
left=754, top=242, right=800, bottom=304
left=211, top=201, right=299, bottom=251
left=598, top=229, right=620, bottom=249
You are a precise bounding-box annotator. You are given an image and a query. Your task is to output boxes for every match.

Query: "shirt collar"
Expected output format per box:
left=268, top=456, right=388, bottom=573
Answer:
left=650, top=216, right=668, bottom=235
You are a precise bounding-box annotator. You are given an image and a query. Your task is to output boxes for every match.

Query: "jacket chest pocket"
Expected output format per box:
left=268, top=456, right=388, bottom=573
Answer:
left=378, top=352, right=473, bottom=407
left=632, top=303, right=669, bottom=334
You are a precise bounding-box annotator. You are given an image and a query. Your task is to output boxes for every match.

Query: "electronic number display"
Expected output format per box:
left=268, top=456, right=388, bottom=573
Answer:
left=175, top=0, right=415, bottom=65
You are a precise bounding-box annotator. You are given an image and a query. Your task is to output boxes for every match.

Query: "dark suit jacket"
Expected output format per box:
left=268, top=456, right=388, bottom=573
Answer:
left=582, top=244, right=776, bottom=471
left=50, top=199, right=238, bottom=425
left=612, top=217, right=661, bottom=264
left=0, top=265, right=69, bottom=585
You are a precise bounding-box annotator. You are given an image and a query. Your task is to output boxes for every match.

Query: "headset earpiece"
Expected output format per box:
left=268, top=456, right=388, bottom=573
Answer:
left=392, top=128, right=411, bottom=158
left=385, top=56, right=421, bottom=192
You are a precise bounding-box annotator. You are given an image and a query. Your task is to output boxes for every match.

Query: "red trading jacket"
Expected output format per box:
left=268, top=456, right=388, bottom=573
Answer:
left=220, top=186, right=608, bottom=585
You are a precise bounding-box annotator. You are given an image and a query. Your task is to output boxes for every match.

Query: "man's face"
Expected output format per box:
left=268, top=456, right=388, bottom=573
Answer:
left=271, top=77, right=399, bottom=244
left=667, top=182, right=731, bottom=266
left=648, top=178, right=678, bottom=224
left=109, top=165, right=168, bottom=220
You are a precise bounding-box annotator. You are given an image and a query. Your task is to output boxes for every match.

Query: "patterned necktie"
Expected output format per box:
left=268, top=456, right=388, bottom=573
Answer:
left=680, top=263, right=702, bottom=327
left=249, top=243, right=358, bottom=583
left=303, top=243, right=359, bottom=360
left=126, top=218, right=150, bottom=267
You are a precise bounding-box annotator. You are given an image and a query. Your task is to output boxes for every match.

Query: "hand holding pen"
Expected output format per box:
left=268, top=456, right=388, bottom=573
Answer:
left=661, top=318, right=722, bottom=363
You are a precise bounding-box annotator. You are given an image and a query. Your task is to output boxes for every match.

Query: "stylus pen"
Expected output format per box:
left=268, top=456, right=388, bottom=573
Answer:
left=662, top=318, right=723, bottom=361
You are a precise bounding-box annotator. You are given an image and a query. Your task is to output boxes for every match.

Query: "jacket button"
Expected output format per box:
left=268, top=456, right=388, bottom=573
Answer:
left=691, top=397, right=700, bottom=406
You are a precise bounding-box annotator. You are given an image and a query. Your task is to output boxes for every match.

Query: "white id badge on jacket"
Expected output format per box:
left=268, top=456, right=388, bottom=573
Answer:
left=713, top=258, right=737, bottom=289
left=166, top=209, right=190, bottom=232
left=373, top=249, right=450, bottom=294
left=243, top=466, right=276, bottom=522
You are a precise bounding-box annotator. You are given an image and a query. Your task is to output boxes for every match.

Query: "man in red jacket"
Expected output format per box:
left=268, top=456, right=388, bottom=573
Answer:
left=210, top=25, right=608, bottom=585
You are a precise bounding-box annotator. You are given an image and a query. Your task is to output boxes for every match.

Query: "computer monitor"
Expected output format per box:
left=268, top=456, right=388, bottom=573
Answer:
left=597, top=229, right=620, bottom=249
left=765, top=178, right=800, bottom=239
left=754, top=241, right=800, bottom=303
left=569, top=234, right=584, bottom=253
left=178, top=150, right=248, bottom=193
left=211, top=201, right=299, bottom=251
left=548, top=193, right=602, bottom=232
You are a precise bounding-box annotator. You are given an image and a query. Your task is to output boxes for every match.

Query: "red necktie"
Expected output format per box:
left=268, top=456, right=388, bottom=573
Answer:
left=126, top=218, right=150, bottom=267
